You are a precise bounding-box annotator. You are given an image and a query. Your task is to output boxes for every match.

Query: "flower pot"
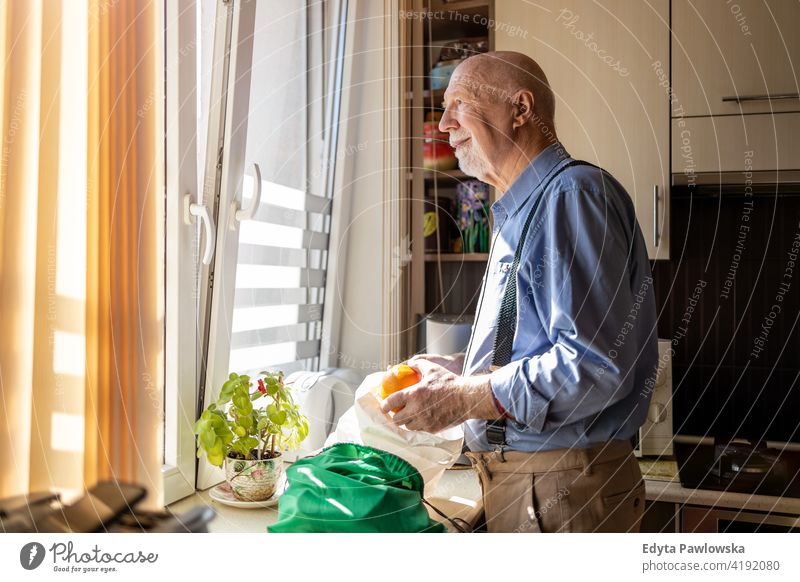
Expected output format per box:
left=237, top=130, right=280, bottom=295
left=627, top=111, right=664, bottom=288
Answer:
left=224, top=452, right=283, bottom=502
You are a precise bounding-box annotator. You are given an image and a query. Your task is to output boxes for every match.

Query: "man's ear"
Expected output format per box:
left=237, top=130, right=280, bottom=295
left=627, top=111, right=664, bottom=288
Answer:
left=511, top=90, right=535, bottom=129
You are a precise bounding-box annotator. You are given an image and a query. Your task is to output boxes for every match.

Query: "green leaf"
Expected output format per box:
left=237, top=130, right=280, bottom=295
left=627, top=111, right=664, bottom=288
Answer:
left=230, top=437, right=258, bottom=457
left=268, top=409, right=287, bottom=425
left=233, top=426, right=247, bottom=437
left=200, top=427, right=217, bottom=449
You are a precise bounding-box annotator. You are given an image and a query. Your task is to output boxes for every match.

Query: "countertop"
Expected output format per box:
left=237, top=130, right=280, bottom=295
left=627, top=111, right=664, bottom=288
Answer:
left=644, top=479, right=800, bottom=515
left=168, top=460, right=800, bottom=532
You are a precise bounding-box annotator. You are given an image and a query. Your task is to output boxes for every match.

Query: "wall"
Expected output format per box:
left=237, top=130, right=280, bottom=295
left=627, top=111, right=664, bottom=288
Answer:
left=332, top=0, right=390, bottom=373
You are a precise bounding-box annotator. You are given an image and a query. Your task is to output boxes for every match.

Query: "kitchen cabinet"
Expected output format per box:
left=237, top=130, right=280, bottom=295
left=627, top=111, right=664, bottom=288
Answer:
left=495, top=0, right=670, bottom=259
left=672, top=112, right=800, bottom=174
left=672, top=0, right=800, bottom=117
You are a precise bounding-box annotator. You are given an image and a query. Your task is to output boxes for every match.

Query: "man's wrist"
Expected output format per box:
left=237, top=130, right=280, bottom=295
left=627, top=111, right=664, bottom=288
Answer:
left=461, top=375, right=503, bottom=420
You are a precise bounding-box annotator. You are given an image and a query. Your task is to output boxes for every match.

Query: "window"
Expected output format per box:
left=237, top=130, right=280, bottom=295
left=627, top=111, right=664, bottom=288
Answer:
left=163, top=0, right=348, bottom=502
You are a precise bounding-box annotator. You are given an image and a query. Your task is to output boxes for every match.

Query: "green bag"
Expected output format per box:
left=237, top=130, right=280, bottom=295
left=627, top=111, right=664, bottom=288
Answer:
left=267, top=442, right=446, bottom=533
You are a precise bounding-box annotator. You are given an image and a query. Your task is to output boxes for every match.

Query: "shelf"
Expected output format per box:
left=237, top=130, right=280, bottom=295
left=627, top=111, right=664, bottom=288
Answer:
left=425, top=252, right=489, bottom=262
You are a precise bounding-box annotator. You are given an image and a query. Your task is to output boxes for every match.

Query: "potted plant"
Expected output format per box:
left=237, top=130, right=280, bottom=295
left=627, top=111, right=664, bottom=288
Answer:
left=194, top=370, right=309, bottom=502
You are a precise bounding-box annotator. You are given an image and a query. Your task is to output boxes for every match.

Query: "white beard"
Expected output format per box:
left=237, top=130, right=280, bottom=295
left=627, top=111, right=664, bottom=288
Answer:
left=453, top=136, right=490, bottom=179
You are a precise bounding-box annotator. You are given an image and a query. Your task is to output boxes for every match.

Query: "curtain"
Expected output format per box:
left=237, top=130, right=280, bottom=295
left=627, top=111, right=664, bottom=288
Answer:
left=0, top=0, right=164, bottom=511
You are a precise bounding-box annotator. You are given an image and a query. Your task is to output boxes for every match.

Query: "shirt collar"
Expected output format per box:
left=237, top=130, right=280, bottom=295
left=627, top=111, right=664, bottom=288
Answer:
left=491, top=141, right=571, bottom=219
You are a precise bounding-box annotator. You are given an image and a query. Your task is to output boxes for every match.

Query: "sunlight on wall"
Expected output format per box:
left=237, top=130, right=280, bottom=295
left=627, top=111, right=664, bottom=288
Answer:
left=52, top=331, right=85, bottom=377
left=50, top=412, right=85, bottom=453
left=55, top=0, right=87, bottom=300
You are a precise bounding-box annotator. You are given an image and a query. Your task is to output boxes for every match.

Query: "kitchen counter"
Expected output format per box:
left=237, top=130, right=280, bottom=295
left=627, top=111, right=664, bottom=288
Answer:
left=644, top=478, right=800, bottom=515
left=168, top=461, right=800, bottom=533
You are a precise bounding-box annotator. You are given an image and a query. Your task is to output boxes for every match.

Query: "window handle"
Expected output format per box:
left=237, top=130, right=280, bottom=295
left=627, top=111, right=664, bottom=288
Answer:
left=230, top=162, right=262, bottom=229
left=183, top=193, right=216, bottom=265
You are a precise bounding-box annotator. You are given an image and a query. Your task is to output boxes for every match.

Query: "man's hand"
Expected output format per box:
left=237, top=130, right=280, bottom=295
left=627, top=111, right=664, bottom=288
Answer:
left=379, top=359, right=499, bottom=433
left=407, top=352, right=465, bottom=374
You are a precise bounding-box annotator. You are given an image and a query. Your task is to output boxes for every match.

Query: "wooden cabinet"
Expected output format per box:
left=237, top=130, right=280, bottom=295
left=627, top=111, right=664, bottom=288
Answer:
left=495, top=0, right=670, bottom=259
left=672, top=112, right=800, bottom=174
left=672, top=0, right=800, bottom=117
left=671, top=0, right=800, bottom=175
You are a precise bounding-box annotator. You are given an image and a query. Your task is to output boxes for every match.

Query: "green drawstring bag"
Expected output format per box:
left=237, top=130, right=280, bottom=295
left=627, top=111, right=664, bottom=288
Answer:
left=267, top=442, right=446, bottom=533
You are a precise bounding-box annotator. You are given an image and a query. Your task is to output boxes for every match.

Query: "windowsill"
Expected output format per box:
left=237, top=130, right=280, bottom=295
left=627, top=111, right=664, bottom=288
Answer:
left=166, top=467, right=482, bottom=533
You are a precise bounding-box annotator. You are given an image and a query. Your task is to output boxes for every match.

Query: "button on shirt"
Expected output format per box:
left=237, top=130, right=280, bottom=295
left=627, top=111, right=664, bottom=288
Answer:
left=462, top=142, right=659, bottom=452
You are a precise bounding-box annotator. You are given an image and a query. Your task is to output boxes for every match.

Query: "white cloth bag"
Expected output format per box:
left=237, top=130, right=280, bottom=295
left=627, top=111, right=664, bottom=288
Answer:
left=325, top=371, right=464, bottom=491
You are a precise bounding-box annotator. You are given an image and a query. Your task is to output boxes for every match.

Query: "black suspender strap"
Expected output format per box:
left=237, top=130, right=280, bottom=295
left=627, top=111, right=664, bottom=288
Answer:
left=485, top=160, right=602, bottom=448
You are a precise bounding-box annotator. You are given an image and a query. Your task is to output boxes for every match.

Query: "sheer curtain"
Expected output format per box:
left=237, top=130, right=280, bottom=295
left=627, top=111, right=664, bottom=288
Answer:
left=0, top=0, right=164, bottom=510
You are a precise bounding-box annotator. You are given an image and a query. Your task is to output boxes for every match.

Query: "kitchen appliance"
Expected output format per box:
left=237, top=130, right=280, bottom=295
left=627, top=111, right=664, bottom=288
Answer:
left=674, top=436, right=800, bottom=498
left=418, top=313, right=473, bottom=355
left=657, top=177, right=800, bottom=497
left=634, top=339, right=673, bottom=457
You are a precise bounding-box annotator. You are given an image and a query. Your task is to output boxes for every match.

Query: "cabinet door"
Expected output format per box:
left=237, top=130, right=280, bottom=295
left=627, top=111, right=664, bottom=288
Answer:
left=496, top=0, right=670, bottom=259
left=673, top=0, right=800, bottom=116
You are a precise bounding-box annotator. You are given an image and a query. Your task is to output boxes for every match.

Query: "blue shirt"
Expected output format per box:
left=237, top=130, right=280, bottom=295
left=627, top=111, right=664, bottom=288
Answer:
left=462, top=142, right=659, bottom=452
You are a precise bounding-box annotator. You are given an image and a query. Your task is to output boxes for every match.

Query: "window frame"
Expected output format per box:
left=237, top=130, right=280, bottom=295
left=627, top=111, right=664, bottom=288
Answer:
left=163, top=0, right=201, bottom=505
left=163, top=0, right=352, bottom=500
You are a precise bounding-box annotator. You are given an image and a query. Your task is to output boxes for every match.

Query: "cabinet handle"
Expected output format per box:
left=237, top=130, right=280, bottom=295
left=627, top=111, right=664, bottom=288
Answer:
left=722, top=93, right=800, bottom=103
left=652, top=184, right=659, bottom=248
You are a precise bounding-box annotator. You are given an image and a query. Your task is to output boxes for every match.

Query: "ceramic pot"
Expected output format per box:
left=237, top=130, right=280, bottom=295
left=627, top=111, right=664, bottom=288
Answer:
left=224, top=452, right=283, bottom=501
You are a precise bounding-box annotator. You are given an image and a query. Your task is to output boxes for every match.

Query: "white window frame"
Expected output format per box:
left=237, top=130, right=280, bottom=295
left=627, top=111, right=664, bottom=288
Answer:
left=163, top=0, right=352, bottom=501
left=163, top=0, right=201, bottom=505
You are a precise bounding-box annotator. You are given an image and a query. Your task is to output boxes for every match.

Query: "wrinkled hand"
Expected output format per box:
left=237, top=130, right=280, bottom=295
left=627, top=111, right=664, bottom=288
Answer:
left=379, top=359, right=498, bottom=433
left=407, top=353, right=465, bottom=374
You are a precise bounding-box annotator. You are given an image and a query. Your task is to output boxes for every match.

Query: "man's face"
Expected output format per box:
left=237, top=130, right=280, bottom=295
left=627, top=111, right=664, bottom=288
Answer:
left=438, top=69, right=513, bottom=182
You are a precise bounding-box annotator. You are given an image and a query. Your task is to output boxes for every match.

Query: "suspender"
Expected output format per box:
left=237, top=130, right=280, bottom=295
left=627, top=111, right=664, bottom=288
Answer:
left=486, top=159, right=603, bottom=448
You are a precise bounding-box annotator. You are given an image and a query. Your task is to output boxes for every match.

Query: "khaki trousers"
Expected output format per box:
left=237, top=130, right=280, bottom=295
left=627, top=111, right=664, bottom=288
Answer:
left=465, top=440, right=645, bottom=533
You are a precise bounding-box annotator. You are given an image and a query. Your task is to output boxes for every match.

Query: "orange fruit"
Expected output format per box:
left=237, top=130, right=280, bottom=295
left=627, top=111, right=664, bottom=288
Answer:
left=379, top=364, right=422, bottom=401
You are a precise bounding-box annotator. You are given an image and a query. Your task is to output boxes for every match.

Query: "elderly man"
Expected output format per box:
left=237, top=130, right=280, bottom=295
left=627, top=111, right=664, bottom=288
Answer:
left=380, top=51, right=659, bottom=533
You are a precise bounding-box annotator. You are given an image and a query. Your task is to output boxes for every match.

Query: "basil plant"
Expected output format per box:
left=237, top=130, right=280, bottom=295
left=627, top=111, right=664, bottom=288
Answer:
left=194, top=371, right=309, bottom=467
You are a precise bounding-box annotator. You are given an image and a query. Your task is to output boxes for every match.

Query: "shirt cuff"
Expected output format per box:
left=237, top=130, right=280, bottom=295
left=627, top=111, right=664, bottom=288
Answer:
left=489, top=359, right=550, bottom=433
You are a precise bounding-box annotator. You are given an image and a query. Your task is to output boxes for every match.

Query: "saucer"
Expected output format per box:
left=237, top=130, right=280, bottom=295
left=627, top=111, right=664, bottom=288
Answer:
left=209, top=478, right=285, bottom=509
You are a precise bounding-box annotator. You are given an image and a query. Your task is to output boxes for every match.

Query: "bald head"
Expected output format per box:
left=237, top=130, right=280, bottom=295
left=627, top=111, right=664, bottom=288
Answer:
left=439, top=51, right=559, bottom=190
left=450, top=51, right=556, bottom=129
